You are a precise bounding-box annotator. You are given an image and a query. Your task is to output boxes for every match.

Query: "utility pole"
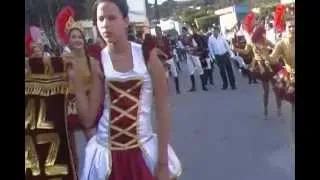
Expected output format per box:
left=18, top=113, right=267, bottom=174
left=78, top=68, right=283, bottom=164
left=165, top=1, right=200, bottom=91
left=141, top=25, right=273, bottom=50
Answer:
left=154, top=0, right=160, bottom=24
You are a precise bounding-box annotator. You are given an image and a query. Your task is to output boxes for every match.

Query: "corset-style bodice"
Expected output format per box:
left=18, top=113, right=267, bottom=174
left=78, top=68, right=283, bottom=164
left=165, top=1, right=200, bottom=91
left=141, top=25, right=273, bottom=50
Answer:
left=81, top=42, right=182, bottom=180
left=96, top=42, right=154, bottom=149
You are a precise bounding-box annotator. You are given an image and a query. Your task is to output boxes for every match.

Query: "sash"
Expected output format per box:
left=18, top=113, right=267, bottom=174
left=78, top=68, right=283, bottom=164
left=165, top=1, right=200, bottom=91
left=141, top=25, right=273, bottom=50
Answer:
left=25, top=57, right=77, bottom=180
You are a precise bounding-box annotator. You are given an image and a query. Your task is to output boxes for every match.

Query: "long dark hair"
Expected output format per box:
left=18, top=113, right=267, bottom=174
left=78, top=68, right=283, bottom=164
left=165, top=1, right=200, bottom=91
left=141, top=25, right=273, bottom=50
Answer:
left=92, top=0, right=129, bottom=44
left=68, top=28, right=92, bottom=72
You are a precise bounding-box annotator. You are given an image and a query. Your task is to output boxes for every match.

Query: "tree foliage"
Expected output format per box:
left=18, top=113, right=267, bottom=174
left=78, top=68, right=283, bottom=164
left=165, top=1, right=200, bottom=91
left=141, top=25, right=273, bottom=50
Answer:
left=195, top=14, right=219, bottom=31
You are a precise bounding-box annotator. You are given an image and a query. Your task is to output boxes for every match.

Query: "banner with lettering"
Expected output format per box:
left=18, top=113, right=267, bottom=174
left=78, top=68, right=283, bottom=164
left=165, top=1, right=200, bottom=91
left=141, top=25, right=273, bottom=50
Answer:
left=25, top=57, right=77, bottom=180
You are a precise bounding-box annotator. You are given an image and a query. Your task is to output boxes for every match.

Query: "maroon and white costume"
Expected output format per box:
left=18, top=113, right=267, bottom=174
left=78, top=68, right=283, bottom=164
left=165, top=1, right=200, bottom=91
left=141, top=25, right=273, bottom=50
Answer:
left=81, top=42, right=182, bottom=180
left=180, top=34, right=204, bottom=76
left=156, top=36, right=178, bottom=78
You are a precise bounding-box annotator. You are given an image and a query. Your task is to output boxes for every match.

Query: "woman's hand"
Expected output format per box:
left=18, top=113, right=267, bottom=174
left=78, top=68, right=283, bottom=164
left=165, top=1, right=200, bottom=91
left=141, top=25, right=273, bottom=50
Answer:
left=64, top=58, right=85, bottom=93
left=155, top=163, right=170, bottom=180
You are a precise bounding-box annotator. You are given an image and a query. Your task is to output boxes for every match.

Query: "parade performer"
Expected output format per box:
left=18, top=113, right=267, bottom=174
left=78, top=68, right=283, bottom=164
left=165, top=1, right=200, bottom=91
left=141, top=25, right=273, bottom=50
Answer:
left=180, top=26, right=207, bottom=92
left=234, top=24, right=283, bottom=120
left=269, top=4, right=295, bottom=105
left=193, top=31, right=211, bottom=90
left=88, top=37, right=105, bottom=61
left=232, top=25, right=257, bottom=84
left=25, top=50, right=78, bottom=180
left=55, top=6, right=103, bottom=175
left=265, top=5, right=295, bottom=155
left=25, top=27, right=44, bottom=58
left=155, top=26, right=181, bottom=94
left=67, top=0, right=182, bottom=179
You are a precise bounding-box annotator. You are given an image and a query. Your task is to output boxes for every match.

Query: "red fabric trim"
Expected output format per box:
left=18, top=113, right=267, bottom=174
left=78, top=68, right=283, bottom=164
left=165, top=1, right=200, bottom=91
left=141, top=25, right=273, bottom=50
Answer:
left=109, top=148, right=154, bottom=180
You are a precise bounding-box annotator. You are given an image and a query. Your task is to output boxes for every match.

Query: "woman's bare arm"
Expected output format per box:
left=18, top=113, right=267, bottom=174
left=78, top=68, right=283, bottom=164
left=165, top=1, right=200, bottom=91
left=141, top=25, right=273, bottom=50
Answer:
left=147, top=49, right=171, bottom=163
left=72, top=59, right=104, bottom=129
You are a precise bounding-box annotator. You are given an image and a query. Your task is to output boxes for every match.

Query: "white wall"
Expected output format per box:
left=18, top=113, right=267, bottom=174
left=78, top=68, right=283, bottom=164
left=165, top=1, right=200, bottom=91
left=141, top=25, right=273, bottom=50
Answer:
left=127, top=0, right=147, bottom=23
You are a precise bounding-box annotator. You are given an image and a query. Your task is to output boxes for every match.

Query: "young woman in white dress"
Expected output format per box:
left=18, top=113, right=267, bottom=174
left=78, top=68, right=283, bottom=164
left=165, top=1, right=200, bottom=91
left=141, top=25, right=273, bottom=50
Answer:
left=66, top=0, right=182, bottom=179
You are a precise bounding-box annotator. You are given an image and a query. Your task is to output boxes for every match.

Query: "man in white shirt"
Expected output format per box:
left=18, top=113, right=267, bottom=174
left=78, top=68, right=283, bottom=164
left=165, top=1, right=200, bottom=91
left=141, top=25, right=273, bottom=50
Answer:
left=208, top=27, right=236, bottom=90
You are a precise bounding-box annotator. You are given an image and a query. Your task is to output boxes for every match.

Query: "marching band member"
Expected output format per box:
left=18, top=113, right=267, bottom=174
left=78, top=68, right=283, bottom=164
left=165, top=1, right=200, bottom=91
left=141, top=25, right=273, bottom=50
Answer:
left=69, top=0, right=182, bottom=179
left=232, top=25, right=257, bottom=84
left=155, top=26, right=181, bottom=94
left=265, top=6, right=295, bottom=156
left=234, top=24, right=283, bottom=120
left=194, top=31, right=211, bottom=90
left=55, top=6, right=103, bottom=175
left=25, top=32, right=43, bottom=74
left=181, top=26, right=207, bottom=92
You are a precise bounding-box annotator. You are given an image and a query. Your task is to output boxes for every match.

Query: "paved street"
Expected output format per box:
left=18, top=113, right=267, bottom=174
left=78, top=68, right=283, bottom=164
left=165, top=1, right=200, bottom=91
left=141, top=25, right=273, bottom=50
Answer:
left=167, top=62, right=294, bottom=180
left=75, top=62, right=294, bottom=180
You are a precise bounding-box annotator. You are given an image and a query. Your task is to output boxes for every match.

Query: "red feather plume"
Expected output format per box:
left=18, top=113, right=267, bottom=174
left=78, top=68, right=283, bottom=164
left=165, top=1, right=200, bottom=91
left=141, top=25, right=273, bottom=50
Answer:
left=274, top=4, right=286, bottom=33
left=55, top=6, right=75, bottom=45
left=243, top=12, right=256, bottom=34
left=25, top=31, right=33, bottom=57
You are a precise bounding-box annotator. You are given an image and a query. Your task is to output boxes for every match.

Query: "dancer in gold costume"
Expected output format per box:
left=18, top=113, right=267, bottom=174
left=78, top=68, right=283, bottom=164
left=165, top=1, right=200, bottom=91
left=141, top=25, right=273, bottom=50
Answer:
left=234, top=25, right=283, bottom=120
left=55, top=6, right=103, bottom=175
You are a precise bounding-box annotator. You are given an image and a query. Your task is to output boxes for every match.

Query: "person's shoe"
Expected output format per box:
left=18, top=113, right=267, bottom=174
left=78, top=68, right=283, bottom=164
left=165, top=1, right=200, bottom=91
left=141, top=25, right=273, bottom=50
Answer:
left=221, top=87, right=227, bottom=90
left=188, top=87, right=196, bottom=92
left=202, top=86, right=208, bottom=91
left=231, top=86, right=237, bottom=90
left=277, top=109, right=283, bottom=120
left=264, top=108, right=268, bottom=120
left=188, top=75, right=196, bottom=92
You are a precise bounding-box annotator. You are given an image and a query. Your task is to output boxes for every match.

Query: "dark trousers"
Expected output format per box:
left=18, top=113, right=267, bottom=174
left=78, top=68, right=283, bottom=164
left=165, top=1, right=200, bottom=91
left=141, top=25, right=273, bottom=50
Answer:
left=208, top=61, right=214, bottom=85
left=176, top=48, right=186, bottom=63
left=215, top=53, right=236, bottom=88
left=203, top=69, right=211, bottom=85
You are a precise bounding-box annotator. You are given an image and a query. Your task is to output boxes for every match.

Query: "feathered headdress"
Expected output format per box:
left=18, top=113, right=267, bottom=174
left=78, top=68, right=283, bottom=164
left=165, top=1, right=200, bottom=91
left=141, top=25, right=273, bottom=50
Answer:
left=55, top=6, right=84, bottom=45
left=274, top=4, right=286, bottom=33
left=25, top=27, right=42, bottom=57
left=243, top=11, right=256, bottom=34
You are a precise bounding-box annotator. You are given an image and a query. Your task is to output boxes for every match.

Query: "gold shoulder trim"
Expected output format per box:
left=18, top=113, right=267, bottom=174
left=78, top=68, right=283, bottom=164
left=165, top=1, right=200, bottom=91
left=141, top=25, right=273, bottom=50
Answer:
left=25, top=73, right=69, bottom=96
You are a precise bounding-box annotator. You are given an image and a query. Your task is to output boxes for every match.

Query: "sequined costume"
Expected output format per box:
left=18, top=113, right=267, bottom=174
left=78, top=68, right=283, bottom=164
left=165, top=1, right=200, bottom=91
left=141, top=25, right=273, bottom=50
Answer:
left=55, top=6, right=103, bottom=175
left=236, top=40, right=281, bottom=81
left=269, top=36, right=295, bottom=103
left=81, top=42, right=182, bottom=180
left=25, top=57, right=77, bottom=180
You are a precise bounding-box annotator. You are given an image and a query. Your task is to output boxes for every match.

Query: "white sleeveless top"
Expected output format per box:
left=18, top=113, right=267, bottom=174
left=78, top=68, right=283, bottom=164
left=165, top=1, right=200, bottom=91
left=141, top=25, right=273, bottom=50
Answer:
left=81, top=42, right=182, bottom=180
left=96, top=42, right=154, bottom=147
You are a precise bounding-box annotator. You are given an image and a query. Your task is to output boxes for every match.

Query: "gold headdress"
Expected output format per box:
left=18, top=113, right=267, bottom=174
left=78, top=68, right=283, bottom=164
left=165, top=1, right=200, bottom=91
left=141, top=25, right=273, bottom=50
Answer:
left=55, top=6, right=84, bottom=44
left=65, top=16, right=85, bottom=34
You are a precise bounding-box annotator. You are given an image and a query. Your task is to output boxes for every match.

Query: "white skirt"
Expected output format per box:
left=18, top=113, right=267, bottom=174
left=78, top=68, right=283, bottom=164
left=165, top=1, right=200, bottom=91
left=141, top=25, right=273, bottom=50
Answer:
left=81, top=134, right=182, bottom=180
